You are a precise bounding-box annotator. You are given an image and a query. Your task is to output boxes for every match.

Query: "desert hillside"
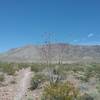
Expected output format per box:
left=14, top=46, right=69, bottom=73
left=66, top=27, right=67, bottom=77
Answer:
left=0, top=44, right=100, bottom=63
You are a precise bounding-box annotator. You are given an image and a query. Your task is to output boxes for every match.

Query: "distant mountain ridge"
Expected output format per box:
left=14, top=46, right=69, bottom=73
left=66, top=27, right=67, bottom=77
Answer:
left=0, top=43, right=100, bottom=63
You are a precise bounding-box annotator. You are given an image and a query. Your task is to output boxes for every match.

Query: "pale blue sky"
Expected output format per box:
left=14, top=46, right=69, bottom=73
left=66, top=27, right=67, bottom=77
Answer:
left=0, top=0, right=100, bottom=52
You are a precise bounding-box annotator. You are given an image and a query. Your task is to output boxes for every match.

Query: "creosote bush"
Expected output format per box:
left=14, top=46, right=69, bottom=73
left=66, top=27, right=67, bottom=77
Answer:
left=42, top=82, right=79, bottom=100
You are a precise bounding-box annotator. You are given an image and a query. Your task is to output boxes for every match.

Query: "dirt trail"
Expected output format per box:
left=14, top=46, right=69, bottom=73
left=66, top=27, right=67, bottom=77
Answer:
left=14, top=68, right=32, bottom=100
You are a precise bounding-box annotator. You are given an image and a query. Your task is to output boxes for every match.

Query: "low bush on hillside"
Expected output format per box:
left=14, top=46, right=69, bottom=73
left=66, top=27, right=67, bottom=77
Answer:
left=0, top=74, right=5, bottom=82
left=30, top=63, right=46, bottom=72
left=17, top=63, right=29, bottom=69
left=0, top=62, right=31, bottom=75
left=30, top=73, right=48, bottom=90
left=79, top=94, right=94, bottom=100
left=81, top=63, right=100, bottom=82
left=96, top=84, right=100, bottom=93
left=0, top=63, right=17, bottom=75
left=41, top=82, right=79, bottom=100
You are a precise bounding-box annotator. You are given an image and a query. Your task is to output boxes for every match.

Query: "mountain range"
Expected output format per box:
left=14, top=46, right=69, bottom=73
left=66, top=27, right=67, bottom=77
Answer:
left=0, top=43, right=100, bottom=63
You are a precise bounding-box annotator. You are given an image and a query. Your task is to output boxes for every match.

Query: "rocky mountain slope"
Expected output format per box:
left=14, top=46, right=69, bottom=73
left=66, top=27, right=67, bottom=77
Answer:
left=0, top=43, right=100, bottom=63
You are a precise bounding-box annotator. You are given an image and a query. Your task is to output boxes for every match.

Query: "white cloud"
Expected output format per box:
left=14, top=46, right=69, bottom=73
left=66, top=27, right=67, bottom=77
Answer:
left=73, top=39, right=78, bottom=42
left=88, top=33, right=94, bottom=38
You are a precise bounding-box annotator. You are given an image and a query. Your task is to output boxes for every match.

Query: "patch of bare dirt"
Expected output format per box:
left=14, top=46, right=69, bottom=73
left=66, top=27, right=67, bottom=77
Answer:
left=0, top=68, right=32, bottom=100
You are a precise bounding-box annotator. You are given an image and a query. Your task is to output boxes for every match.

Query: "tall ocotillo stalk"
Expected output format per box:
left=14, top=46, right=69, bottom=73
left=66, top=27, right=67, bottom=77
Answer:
left=41, top=32, right=56, bottom=83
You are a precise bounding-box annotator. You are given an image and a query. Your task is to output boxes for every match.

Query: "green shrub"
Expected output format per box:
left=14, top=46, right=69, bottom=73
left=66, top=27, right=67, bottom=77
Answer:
left=4, top=64, right=16, bottom=75
left=42, top=82, right=79, bottom=100
left=30, top=78, right=39, bottom=90
left=0, top=63, right=17, bottom=75
left=27, top=98, right=33, bottom=100
left=30, top=73, right=48, bottom=90
left=79, top=94, right=94, bottom=100
left=0, top=74, right=5, bottom=82
left=96, top=84, right=100, bottom=93
left=30, top=64, right=44, bottom=72
left=18, top=63, right=29, bottom=69
left=31, top=65, right=40, bottom=72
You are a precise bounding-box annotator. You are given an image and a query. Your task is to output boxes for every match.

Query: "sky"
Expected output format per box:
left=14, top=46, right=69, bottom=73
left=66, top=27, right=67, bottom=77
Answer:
left=0, top=0, right=100, bottom=52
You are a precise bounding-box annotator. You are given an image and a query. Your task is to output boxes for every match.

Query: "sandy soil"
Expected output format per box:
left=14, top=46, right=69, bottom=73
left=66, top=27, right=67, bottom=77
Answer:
left=0, top=68, right=32, bottom=100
